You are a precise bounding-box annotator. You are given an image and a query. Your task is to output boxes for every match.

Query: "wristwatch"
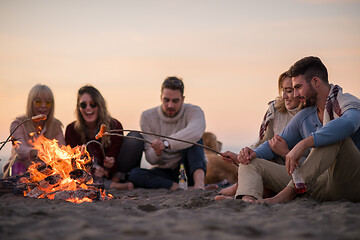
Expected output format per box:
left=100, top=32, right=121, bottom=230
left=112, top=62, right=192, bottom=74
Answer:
left=163, top=140, right=170, bottom=149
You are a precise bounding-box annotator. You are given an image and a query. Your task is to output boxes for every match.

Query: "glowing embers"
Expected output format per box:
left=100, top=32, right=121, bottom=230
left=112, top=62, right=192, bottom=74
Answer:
left=19, top=135, right=113, bottom=203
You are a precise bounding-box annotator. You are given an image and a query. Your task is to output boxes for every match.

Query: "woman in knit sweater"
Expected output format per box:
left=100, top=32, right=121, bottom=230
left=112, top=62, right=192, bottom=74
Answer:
left=216, top=71, right=303, bottom=199
left=129, top=76, right=207, bottom=190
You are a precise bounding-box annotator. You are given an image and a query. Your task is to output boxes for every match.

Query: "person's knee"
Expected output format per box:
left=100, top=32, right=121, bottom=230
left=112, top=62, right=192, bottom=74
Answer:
left=128, top=167, right=145, bottom=181
left=128, top=131, right=143, bottom=139
left=237, top=158, right=262, bottom=172
left=127, top=132, right=144, bottom=149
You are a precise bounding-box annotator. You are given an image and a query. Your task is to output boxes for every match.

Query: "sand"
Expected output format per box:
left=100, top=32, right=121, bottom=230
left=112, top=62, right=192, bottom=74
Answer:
left=1, top=187, right=360, bottom=240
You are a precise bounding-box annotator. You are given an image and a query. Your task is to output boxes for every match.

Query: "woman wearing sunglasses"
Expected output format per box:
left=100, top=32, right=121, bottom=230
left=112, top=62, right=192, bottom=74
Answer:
left=65, top=85, right=141, bottom=190
left=4, top=84, right=65, bottom=176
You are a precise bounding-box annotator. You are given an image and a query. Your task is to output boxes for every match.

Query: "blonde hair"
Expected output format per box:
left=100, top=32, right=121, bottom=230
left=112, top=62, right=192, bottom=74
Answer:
left=275, top=72, right=303, bottom=113
left=23, top=84, right=62, bottom=139
left=74, top=85, right=112, bottom=148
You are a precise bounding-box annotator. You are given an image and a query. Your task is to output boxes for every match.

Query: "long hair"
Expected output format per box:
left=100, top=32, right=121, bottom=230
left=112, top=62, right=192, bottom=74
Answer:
left=23, top=84, right=61, bottom=139
left=74, top=85, right=112, bottom=148
left=275, top=72, right=303, bottom=113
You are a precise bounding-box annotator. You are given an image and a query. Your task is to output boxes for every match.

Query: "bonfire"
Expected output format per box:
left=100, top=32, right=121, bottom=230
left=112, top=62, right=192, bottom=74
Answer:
left=2, top=135, right=113, bottom=204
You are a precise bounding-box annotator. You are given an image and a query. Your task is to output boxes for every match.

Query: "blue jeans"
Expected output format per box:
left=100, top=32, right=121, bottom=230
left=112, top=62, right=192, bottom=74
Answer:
left=129, top=139, right=207, bottom=189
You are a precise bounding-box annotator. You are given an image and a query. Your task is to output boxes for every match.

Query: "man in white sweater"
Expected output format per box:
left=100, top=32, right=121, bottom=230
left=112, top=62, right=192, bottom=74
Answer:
left=129, top=76, right=207, bottom=190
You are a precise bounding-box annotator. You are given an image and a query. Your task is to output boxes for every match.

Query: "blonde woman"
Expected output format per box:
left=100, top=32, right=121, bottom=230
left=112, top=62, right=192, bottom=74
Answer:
left=216, top=71, right=303, bottom=199
left=4, top=84, right=65, bottom=177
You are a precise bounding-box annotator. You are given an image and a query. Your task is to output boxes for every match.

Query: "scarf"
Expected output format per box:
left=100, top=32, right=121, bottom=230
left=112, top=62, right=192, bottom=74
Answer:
left=259, top=101, right=276, bottom=140
left=324, top=84, right=360, bottom=125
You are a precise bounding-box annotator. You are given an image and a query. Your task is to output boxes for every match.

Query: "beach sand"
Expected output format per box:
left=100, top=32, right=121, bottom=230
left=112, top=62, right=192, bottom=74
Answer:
left=1, top=187, right=360, bottom=240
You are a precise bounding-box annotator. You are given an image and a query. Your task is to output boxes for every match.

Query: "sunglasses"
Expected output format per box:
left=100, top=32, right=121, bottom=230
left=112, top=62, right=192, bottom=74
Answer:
left=33, top=99, right=52, bottom=108
left=79, top=101, right=98, bottom=109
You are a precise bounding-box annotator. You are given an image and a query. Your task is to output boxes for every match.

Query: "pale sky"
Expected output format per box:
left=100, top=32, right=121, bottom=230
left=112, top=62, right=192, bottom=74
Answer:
left=1, top=0, right=360, bottom=167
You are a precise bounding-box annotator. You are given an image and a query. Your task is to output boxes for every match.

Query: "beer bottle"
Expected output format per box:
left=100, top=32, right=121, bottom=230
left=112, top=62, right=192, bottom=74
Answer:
left=292, top=166, right=307, bottom=194
left=178, top=162, right=188, bottom=190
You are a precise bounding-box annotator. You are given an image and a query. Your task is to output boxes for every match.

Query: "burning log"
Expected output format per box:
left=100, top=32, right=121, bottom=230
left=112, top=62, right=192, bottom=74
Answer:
left=14, top=182, right=37, bottom=195
left=69, top=169, right=92, bottom=184
left=0, top=135, right=114, bottom=203
left=1, top=171, right=31, bottom=183
left=26, top=187, right=46, bottom=198
left=38, top=174, right=62, bottom=189
left=52, top=189, right=100, bottom=201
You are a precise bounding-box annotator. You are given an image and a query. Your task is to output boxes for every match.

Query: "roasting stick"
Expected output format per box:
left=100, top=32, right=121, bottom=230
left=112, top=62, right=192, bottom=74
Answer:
left=84, top=126, right=151, bottom=165
left=97, top=125, right=239, bottom=167
left=109, top=129, right=223, bottom=155
left=85, top=140, right=106, bottom=157
left=0, top=138, right=18, bottom=145
left=0, top=114, right=47, bottom=152
left=104, top=133, right=152, bottom=145
left=2, top=114, right=47, bottom=178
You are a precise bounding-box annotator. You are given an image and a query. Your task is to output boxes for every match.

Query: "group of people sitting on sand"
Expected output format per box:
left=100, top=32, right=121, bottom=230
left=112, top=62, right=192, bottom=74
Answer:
left=4, top=56, right=360, bottom=204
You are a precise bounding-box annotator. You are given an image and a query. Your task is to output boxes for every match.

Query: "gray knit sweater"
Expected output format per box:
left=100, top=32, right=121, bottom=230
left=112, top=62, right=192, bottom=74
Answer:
left=140, top=103, right=206, bottom=169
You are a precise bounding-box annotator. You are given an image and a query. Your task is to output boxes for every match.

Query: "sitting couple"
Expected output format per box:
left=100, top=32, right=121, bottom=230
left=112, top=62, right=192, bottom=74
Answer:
left=218, top=56, right=360, bottom=203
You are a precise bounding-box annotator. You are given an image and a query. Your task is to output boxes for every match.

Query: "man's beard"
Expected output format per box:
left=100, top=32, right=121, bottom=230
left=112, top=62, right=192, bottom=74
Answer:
left=303, top=99, right=313, bottom=107
left=303, top=85, right=317, bottom=107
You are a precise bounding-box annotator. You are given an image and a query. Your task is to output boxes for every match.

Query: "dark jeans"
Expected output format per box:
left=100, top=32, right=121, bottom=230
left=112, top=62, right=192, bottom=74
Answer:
left=129, top=139, right=207, bottom=189
left=96, top=132, right=144, bottom=188
left=116, top=132, right=144, bottom=176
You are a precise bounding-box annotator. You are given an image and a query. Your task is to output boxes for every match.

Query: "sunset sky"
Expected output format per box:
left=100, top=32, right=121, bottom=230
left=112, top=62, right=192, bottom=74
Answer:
left=1, top=0, right=360, bottom=168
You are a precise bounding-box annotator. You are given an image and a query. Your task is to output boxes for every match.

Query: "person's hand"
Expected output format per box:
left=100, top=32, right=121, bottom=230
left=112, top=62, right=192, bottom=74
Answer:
left=151, top=138, right=164, bottom=156
left=285, top=142, right=305, bottom=175
left=220, top=151, right=238, bottom=164
left=104, top=156, right=115, bottom=169
left=238, top=147, right=257, bottom=165
left=285, top=136, right=314, bottom=175
left=268, top=135, right=289, bottom=158
left=94, top=166, right=109, bottom=178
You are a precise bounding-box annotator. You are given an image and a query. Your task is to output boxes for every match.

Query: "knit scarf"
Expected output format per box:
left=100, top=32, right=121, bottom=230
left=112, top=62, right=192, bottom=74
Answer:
left=324, top=84, right=360, bottom=125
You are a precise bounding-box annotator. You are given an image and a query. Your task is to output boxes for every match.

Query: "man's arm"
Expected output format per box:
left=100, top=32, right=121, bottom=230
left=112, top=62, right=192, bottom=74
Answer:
left=165, top=105, right=206, bottom=150
left=312, top=109, right=360, bottom=147
left=140, top=110, right=162, bottom=165
left=285, top=109, right=360, bottom=174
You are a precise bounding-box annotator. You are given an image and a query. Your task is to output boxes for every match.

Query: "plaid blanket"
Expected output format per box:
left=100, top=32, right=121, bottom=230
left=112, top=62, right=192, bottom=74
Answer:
left=259, top=100, right=276, bottom=140
left=324, top=84, right=360, bottom=125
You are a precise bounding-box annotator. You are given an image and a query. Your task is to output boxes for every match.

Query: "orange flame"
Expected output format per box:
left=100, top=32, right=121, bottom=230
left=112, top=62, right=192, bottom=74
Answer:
left=21, top=135, right=113, bottom=203
left=66, top=197, right=92, bottom=203
left=10, top=136, right=21, bottom=150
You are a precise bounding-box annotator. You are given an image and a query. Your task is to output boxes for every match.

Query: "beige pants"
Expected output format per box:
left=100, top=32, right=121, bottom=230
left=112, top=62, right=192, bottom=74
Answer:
left=235, top=138, right=360, bottom=202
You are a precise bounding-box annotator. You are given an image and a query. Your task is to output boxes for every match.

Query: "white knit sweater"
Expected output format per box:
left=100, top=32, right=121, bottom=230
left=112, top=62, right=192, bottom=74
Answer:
left=140, top=103, right=206, bottom=169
